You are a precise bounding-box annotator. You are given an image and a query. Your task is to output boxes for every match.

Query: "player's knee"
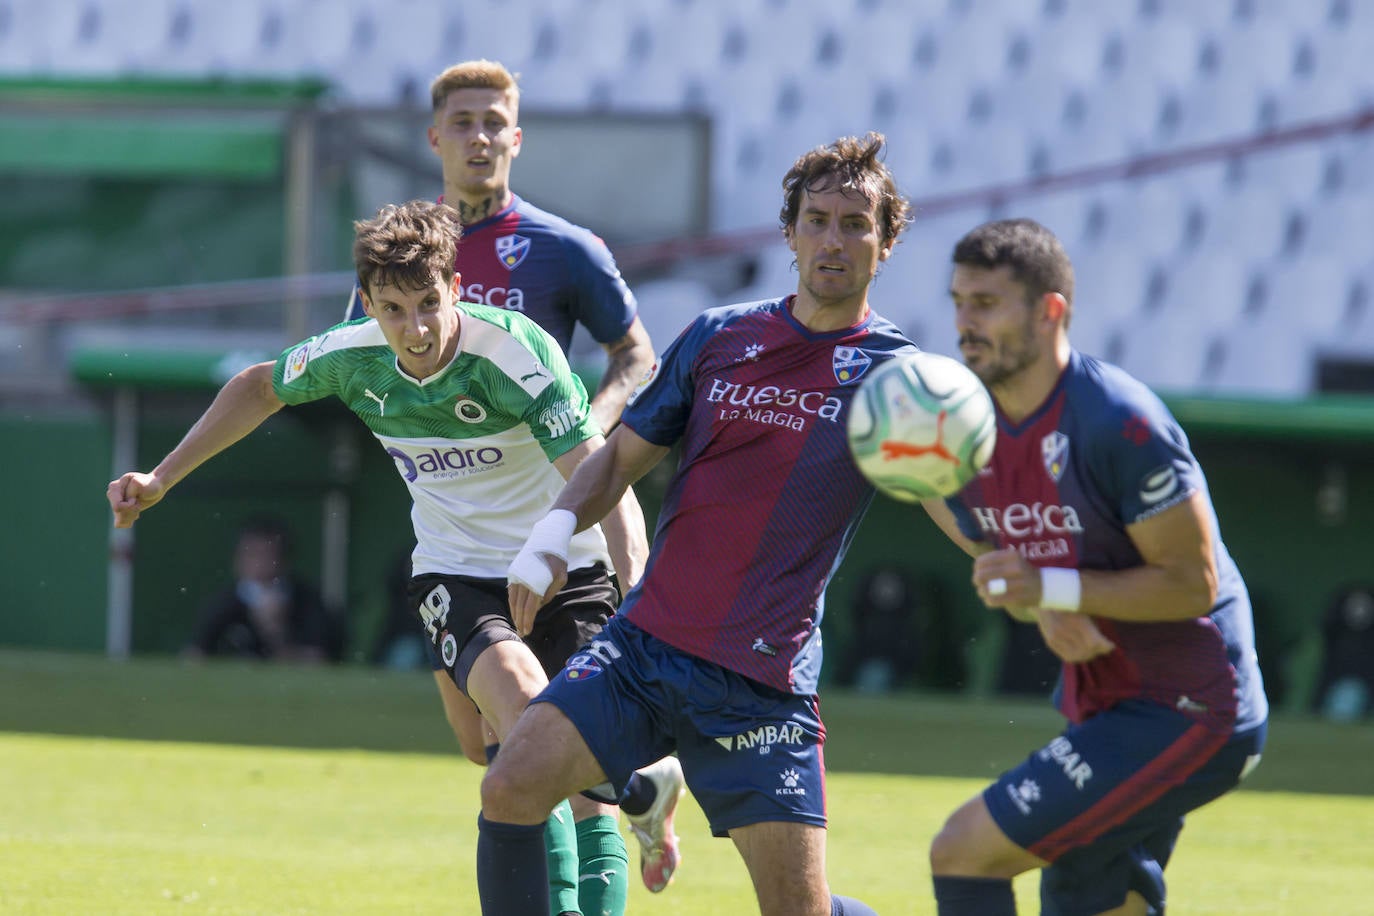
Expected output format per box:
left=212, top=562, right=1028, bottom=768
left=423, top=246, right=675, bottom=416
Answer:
left=479, top=758, right=551, bottom=822
left=478, top=762, right=521, bottom=815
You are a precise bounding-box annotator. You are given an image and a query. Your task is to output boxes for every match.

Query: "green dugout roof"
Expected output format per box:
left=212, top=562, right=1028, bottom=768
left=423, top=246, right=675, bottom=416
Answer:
left=0, top=75, right=327, bottom=179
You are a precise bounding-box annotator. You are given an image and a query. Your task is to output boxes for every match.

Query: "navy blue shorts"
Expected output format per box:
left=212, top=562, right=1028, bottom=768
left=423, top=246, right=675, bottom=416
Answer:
left=984, top=700, right=1266, bottom=915
left=407, top=565, right=617, bottom=695
left=532, top=616, right=828, bottom=837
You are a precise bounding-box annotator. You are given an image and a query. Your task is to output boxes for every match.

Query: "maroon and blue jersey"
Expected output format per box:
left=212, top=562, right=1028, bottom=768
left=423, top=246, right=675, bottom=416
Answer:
left=346, top=194, right=637, bottom=352
left=946, top=351, right=1267, bottom=734
left=617, top=296, right=917, bottom=695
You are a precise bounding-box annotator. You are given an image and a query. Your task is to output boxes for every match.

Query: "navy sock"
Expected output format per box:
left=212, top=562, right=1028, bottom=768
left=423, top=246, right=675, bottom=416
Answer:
left=484, top=743, right=500, bottom=764
left=617, top=771, right=655, bottom=816
left=832, top=893, right=880, bottom=915
left=932, top=875, right=1016, bottom=916
left=476, top=814, right=548, bottom=916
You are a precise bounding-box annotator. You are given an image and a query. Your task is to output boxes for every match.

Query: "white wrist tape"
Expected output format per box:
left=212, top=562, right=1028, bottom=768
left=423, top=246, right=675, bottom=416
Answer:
left=526, top=509, right=577, bottom=561
left=507, top=509, right=577, bottom=596
left=1040, top=567, right=1082, bottom=612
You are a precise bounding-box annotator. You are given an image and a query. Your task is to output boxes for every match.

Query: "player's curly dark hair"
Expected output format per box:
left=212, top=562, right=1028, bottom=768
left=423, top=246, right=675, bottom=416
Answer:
left=952, top=218, right=1076, bottom=320
left=779, top=131, right=911, bottom=247
left=352, top=200, right=461, bottom=296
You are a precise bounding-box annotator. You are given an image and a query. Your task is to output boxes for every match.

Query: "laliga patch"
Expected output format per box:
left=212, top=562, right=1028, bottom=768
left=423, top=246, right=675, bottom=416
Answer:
left=496, top=234, right=531, bottom=270
left=832, top=346, right=873, bottom=385
left=562, top=652, right=605, bottom=682
left=282, top=343, right=311, bottom=384
left=626, top=359, right=660, bottom=407
left=1041, top=431, right=1070, bottom=482
left=1139, top=464, right=1181, bottom=505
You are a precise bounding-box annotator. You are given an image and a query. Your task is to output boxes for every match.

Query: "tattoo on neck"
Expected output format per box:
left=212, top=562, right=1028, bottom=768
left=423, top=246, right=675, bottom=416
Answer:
left=456, top=197, right=497, bottom=224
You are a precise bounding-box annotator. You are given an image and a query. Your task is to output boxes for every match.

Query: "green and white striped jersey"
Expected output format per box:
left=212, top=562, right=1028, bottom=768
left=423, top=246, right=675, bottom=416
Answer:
left=272, top=303, right=611, bottom=579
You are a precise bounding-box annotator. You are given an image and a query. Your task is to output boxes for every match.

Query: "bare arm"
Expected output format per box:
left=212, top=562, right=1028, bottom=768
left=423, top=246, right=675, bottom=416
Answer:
left=508, top=425, right=668, bottom=632
left=551, top=436, right=650, bottom=595
left=923, top=498, right=1033, bottom=623
left=106, top=362, right=284, bottom=528
left=921, top=498, right=991, bottom=560
left=924, top=498, right=1114, bottom=660
left=588, top=317, right=655, bottom=433
left=556, top=424, right=668, bottom=530
left=972, top=492, right=1218, bottom=623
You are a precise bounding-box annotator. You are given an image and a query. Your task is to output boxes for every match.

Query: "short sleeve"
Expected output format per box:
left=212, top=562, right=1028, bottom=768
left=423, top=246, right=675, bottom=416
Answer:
left=563, top=230, right=638, bottom=344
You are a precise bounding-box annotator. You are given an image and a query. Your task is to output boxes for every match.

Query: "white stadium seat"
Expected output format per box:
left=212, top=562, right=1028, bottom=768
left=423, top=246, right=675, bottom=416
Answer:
left=5, top=0, right=1373, bottom=396
left=1255, top=255, right=1353, bottom=338
left=1112, top=308, right=1219, bottom=394
left=1205, top=315, right=1313, bottom=397
left=1154, top=250, right=1256, bottom=334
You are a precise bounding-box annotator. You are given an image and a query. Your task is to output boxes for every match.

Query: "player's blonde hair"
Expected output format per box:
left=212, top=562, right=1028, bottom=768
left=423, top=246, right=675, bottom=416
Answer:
left=352, top=200, right=461, bottom=295
left=429, top=59, right=520, bottom=114
left=779, top=132, right=911, bottom=248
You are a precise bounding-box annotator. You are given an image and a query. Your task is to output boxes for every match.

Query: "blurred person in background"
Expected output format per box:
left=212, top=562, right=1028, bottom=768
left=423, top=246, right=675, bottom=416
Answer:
left=184, top=516, right=342, bottom=664
left=922, top=218, right=1268, bottom=916
left=108, top=199, right=681, bottom=916
left=344, top=58, right=653, bottom=434
left=346, top=58, right=675, bottom=903
left=1312, top=582, right=1374, bottom=721
left=839, top=564, right=922, bottom=693
left=475, top=132, right=914, bottom=916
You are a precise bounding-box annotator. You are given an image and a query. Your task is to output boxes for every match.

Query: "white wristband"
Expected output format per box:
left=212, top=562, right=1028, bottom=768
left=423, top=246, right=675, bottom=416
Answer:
left=1040, top=567, right=1082, bottom=612
left=507, top=509, right=577, bottom=596
left=525, top=508, right=577, bottom=562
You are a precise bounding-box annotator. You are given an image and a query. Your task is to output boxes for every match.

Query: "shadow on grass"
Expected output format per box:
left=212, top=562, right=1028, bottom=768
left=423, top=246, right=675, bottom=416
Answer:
left=2, top=649, right=1370, bottom=796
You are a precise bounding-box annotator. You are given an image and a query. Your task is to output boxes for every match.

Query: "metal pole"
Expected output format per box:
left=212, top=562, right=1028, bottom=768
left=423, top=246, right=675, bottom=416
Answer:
left=320, top=422, right=358, bottom=629
left=106, top=387, right=137, bottom=658
left=284, top=107, right=317, bottom=344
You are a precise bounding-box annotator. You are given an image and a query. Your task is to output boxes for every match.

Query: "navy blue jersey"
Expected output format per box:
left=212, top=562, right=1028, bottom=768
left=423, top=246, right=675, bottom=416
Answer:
left=617, top=296, right=917, bottom=694
left=946, top=351, right=1267, bottom=733
left=346, top=194, right=637, bottom=352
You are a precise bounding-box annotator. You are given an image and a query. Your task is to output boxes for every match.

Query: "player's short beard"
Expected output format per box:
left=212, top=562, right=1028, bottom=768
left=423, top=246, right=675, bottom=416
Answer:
left=972, top=316, right=1039, bottom=389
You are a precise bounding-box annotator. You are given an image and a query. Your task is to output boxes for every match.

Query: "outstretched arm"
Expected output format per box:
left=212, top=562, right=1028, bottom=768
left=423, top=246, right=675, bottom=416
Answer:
left=106, top=362, right=284, bottom=528
left=551, top=435, right=650, bottom=597
left=509, top=425, right=667, bottom=633
left=921, top=498, right=989, bottom=561
left=588, top=318, right=655, bottom=434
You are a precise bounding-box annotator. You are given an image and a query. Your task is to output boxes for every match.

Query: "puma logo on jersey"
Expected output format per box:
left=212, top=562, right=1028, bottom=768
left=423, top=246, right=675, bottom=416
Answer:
left=364, top=388, right=388, bottom=416
left=520, top=364, right=549, bottom=383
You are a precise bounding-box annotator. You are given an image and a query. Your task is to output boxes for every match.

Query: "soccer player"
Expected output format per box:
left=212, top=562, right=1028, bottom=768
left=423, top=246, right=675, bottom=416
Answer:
left=106, top=200, right=663, bottom=916
left=346, top=59, right=675, bottom=901
left=475, top=132, right=912, bottom=916
left=344, top=59, right=652, bottom=435
left=923, top=218, right=1269, bottom=915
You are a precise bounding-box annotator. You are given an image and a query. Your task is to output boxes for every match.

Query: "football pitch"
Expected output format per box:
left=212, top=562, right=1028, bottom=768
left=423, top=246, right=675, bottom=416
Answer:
left=1, top=650, right=1371, bottom=914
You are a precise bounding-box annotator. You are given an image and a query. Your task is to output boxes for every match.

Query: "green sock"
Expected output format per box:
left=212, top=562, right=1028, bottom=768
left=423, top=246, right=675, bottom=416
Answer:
left=575, top=814, right=629, bottom=916
left=545, top=800, right=581, bottom=915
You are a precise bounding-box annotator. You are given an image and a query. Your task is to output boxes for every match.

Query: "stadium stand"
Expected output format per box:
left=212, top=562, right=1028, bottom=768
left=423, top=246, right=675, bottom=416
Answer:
left=1, top=0, right=1372, bottom=396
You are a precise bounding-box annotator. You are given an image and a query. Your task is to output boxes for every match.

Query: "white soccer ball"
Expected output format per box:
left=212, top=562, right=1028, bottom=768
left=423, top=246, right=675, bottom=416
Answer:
left=847, top=351, right=997, bottom=502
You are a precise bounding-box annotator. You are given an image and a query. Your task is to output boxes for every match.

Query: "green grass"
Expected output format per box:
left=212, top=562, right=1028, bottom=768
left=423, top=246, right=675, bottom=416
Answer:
left=1, top=650, right=1372, bottom=914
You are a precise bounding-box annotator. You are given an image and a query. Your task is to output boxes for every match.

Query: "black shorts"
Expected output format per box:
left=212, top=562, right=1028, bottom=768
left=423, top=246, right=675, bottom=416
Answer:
left=407, top=565, right=619, bottom=695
